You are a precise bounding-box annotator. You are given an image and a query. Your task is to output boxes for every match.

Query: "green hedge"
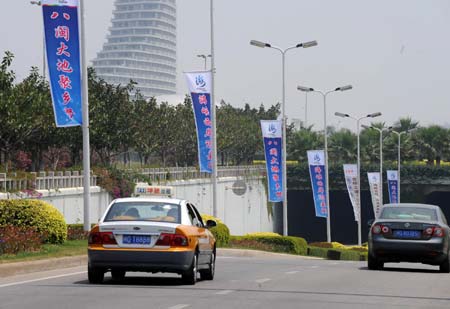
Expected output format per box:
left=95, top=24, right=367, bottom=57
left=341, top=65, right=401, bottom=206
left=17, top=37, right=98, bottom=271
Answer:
left=307, top=246, right=367, bottom=261
left=0, top=199, right=67, bottom=244
left=230, top=235, right=308, bottom=255
left=201, top=214, right=230, bottom=247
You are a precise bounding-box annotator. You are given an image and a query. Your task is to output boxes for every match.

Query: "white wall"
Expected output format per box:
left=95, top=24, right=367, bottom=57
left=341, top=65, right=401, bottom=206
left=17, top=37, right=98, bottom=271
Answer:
left=0, top=177, right=274, bottom=235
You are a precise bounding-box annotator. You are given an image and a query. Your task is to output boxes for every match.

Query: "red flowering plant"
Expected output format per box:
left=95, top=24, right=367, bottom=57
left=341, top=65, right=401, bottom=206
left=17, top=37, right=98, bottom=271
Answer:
left=94, top=167, right=151, bottom=199
left=0, top=225, right=45, bottom=255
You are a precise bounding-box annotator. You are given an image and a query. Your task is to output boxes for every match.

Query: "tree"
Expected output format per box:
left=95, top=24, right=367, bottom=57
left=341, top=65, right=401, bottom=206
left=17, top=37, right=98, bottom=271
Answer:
left=414, top=126, right=450, bottom=165
left=328, top=128, right=356, bottom=163
left=287, top=126, right=322, bottom=163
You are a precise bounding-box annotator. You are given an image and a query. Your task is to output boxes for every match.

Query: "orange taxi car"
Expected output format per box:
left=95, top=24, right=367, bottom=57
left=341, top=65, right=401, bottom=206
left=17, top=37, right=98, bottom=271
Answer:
left=87, top=196, right=216, bottom=285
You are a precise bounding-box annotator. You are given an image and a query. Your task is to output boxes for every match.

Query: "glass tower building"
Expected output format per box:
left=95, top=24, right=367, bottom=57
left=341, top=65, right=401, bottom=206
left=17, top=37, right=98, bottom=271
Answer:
left=93, top=0, right=177, bottom=98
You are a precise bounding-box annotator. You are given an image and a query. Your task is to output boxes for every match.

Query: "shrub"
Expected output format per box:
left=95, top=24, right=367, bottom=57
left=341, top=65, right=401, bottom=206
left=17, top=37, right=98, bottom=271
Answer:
left=67, top=224, right=90, bottom=240
left=0, top=199, right=67, bottom=244
left=0, top=225, right=44, bottom=254
left=201, top=214, right=230, bottom=247
left=230, top=235, right=308, bottom=255
left=307, top=245, right=367, bottom=261
left=309, top=241, right=347, bottom=249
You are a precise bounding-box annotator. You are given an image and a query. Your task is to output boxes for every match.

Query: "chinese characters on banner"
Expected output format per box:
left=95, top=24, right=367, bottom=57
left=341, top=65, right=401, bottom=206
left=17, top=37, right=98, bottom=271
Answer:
left=367, top=172, right=382, bottom=217
left=42, top=0, right=82, bottom=127
left=184, top=72, right=213, bottom=173
left=343, top=164, right=360, bottom=222
left=387, top=170, right=399, bottom=204
left=261, top=120, right=283, bottom=202
left=307, top=150, right=328, bottom=218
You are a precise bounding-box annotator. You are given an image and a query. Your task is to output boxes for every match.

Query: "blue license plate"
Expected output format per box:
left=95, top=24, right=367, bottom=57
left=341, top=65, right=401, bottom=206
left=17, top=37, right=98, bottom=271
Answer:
left=393, top=230, right=421, bottom=239
left=122, top=235, right=151, bottom=245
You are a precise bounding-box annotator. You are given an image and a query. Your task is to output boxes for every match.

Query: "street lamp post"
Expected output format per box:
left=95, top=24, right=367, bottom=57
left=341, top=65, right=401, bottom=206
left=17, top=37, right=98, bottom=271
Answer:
left=335, top=112, right=382, bottom=246
left=197, top=54, right=211, bottom=70
left=362, top=125, right=388, bottom=206
left=388, top=128, right=416, bottom=203
left=297, top=85, right=353, bottom=242
left=30, top=1, right=46, bottom=79
left=250, top=39, right=318, bottom=236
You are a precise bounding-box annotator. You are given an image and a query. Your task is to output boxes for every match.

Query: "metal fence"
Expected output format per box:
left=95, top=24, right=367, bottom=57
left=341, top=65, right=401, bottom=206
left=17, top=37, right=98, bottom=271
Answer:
left=0, top=165, right=266, bottom=192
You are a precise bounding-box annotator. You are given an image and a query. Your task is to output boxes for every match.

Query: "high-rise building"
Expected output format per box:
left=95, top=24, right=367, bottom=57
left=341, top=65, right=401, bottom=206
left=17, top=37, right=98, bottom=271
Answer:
left=93, top=0, right=177, bottom=98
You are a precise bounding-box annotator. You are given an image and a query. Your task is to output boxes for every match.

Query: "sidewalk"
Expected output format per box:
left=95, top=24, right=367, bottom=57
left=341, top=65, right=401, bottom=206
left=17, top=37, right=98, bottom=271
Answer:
left=0, top=248, right=317, bottom=278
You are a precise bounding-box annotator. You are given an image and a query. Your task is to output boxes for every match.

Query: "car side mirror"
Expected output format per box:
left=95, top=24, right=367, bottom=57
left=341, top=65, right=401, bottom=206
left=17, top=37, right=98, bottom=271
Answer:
left=206, top=220, right=217, bottom=228
left=367, top=219, right=374, bottom=228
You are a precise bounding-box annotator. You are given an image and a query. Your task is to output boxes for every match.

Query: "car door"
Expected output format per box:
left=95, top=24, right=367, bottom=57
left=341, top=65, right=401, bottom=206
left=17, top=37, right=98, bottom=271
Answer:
left=187, top=203, right=212, bottom=265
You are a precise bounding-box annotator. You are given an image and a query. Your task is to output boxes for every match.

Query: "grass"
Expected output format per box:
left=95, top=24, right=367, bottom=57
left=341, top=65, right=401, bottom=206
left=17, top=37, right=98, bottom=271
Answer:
left=0, top=240, right=87, bottom=264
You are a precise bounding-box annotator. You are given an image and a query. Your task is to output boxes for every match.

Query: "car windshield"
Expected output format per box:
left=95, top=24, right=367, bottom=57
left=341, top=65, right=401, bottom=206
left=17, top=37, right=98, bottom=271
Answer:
left=379, top=206, right=438, bottom=221
left=104, top=201, right=180, bottom=223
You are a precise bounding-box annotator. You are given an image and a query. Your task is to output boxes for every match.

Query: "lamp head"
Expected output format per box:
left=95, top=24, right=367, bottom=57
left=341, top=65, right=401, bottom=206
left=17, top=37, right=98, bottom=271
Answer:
left=368, top=112, right=382, bottom=118
left=250, top=40, right=270, bottom=48
left=336, top=85, right=353, bottom=92
left=297, top=85, right=314, bottom=92
left=335, top=112, right=349, bottom=118
left=297, top=40, right=318, bottom=48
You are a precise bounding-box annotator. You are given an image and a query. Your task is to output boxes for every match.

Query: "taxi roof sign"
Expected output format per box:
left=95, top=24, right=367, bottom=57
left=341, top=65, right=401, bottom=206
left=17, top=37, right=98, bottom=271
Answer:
left=135, top=183, right=174, bottom=197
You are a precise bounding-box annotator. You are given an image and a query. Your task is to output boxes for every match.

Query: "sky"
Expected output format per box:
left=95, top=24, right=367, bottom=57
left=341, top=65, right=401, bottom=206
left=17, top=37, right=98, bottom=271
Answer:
left=1, top=0, right=450, bottom=131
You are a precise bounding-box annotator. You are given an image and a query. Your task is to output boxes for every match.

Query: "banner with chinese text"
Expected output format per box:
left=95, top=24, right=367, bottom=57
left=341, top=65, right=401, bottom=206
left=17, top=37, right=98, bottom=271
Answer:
left=261, top=120, right=283, bottom=202
left=42, top=0, right=82, bottom=127
left=307, top=150, right=328, bottom=218
left=185, top=71, right=213, bottom=173
left=387, top=170, right=399, bottom=204
left=368, top=172, right=382, bottom=217
left=343, top=164, right=360, bottom=221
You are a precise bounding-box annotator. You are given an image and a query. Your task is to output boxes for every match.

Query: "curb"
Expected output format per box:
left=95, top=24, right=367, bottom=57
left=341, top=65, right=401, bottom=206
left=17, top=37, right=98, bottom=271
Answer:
left=0, top=249, right=318, bottom=278
left=0, top=255, right=87, bottom=278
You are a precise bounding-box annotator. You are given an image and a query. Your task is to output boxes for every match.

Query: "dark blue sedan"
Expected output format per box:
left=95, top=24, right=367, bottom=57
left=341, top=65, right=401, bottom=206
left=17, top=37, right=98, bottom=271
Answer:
left=368, top=203, right=450, bottom=272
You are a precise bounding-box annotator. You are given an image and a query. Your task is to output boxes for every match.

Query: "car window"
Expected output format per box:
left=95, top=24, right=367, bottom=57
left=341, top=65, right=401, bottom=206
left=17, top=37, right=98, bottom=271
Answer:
left=186, top=203, right=202, bottom=227
left=379, top=207, right=438, bottom=221
left=191, top=204, right=205, bottom=227
left=104, top=202, right=180, bottom=223
left=440, top=209, right=448, bottom=225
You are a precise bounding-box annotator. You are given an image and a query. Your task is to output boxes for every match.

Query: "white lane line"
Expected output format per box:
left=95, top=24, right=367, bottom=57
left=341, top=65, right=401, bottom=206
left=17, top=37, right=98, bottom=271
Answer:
left=255, top=278, right=271, bottom=284
left=168, top=305, right=190, bottom=309
left=285, top=271, right=299, bottom=275
left=310, top=266, right=319, bottom=269
left=215, top=290, right=233, bottom=295
left=0, top=271, right=87, bottom=288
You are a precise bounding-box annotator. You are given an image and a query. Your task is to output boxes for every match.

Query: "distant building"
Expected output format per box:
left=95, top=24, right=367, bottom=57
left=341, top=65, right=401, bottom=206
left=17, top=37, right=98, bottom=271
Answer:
left=92, top=0, right=177, bottom=98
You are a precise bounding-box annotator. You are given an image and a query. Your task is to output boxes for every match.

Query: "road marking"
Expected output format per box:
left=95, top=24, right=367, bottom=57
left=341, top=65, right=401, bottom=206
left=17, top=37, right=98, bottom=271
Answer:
left=255, top=278, right=271, bottom=284
left=168, top=305, right=190, bottom=309
left=0, top=271, right=86, bottom=288
left=285, top=271, right=299, bottom=275
left=310, top=266, right=319, bottom=268
left=215, top=290, right=233, bottom=295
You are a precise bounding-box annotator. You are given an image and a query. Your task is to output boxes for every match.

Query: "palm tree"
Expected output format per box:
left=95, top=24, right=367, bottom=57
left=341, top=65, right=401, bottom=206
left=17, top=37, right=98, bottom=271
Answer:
left=414, top=126, right=450, bottom=165
left=328, top=128, right=356, bottom=163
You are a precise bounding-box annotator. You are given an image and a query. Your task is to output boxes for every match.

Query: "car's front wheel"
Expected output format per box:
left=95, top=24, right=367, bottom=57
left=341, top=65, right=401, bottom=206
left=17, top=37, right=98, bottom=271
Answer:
left=368, top=255, right=383, bottom=270
left=182, top=253, right=198, bottom=285
left=88, top=266, right=104, bottom=284
left=200, top=251, right=215, bottom=281
left=439, top=253, right=450, bottom=273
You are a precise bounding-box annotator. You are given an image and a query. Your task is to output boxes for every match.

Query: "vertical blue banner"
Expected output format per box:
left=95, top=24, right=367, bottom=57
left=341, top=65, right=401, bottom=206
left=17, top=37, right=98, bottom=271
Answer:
left=185, top=72, right=213, bottom=173
left=307, top=150, right=328, bottom=218
left=42, top=0, right=82, bottom=127
left=261, top=120, right=283, bottom=202
left=387, top=170, right=399, bottom=203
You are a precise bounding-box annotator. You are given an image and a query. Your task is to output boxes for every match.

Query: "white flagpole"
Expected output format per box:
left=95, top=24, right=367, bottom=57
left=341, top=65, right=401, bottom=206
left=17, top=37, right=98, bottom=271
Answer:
left=210, top=0, right=218, bottom=217
left=80, top=0, right=91, bottom=231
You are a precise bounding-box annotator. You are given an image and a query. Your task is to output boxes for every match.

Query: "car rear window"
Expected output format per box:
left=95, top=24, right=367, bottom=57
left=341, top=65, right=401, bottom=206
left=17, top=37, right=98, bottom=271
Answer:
left=104, top=202, right=180, bottom=223
left=379, top=207, right=438, bottom=221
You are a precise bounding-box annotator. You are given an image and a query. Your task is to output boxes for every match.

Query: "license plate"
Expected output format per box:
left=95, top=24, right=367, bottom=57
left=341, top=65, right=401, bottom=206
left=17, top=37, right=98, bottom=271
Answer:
left=393, top=230, right=421, bottom=239
left=122, top=235, right=152, bottom=245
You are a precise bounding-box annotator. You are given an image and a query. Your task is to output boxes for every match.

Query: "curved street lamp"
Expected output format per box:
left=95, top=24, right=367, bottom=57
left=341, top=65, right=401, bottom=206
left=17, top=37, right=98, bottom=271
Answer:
left=250, top=39, right=318, bottom=236
left=361, top=125, right=389, bottom=207
left=297, top=85, right=353, bottom=242
left=388, top=127, right=417, bottom=203
left=197, top=54, right=211, bottom=70
left=335, top=112, right=382, bottom=246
